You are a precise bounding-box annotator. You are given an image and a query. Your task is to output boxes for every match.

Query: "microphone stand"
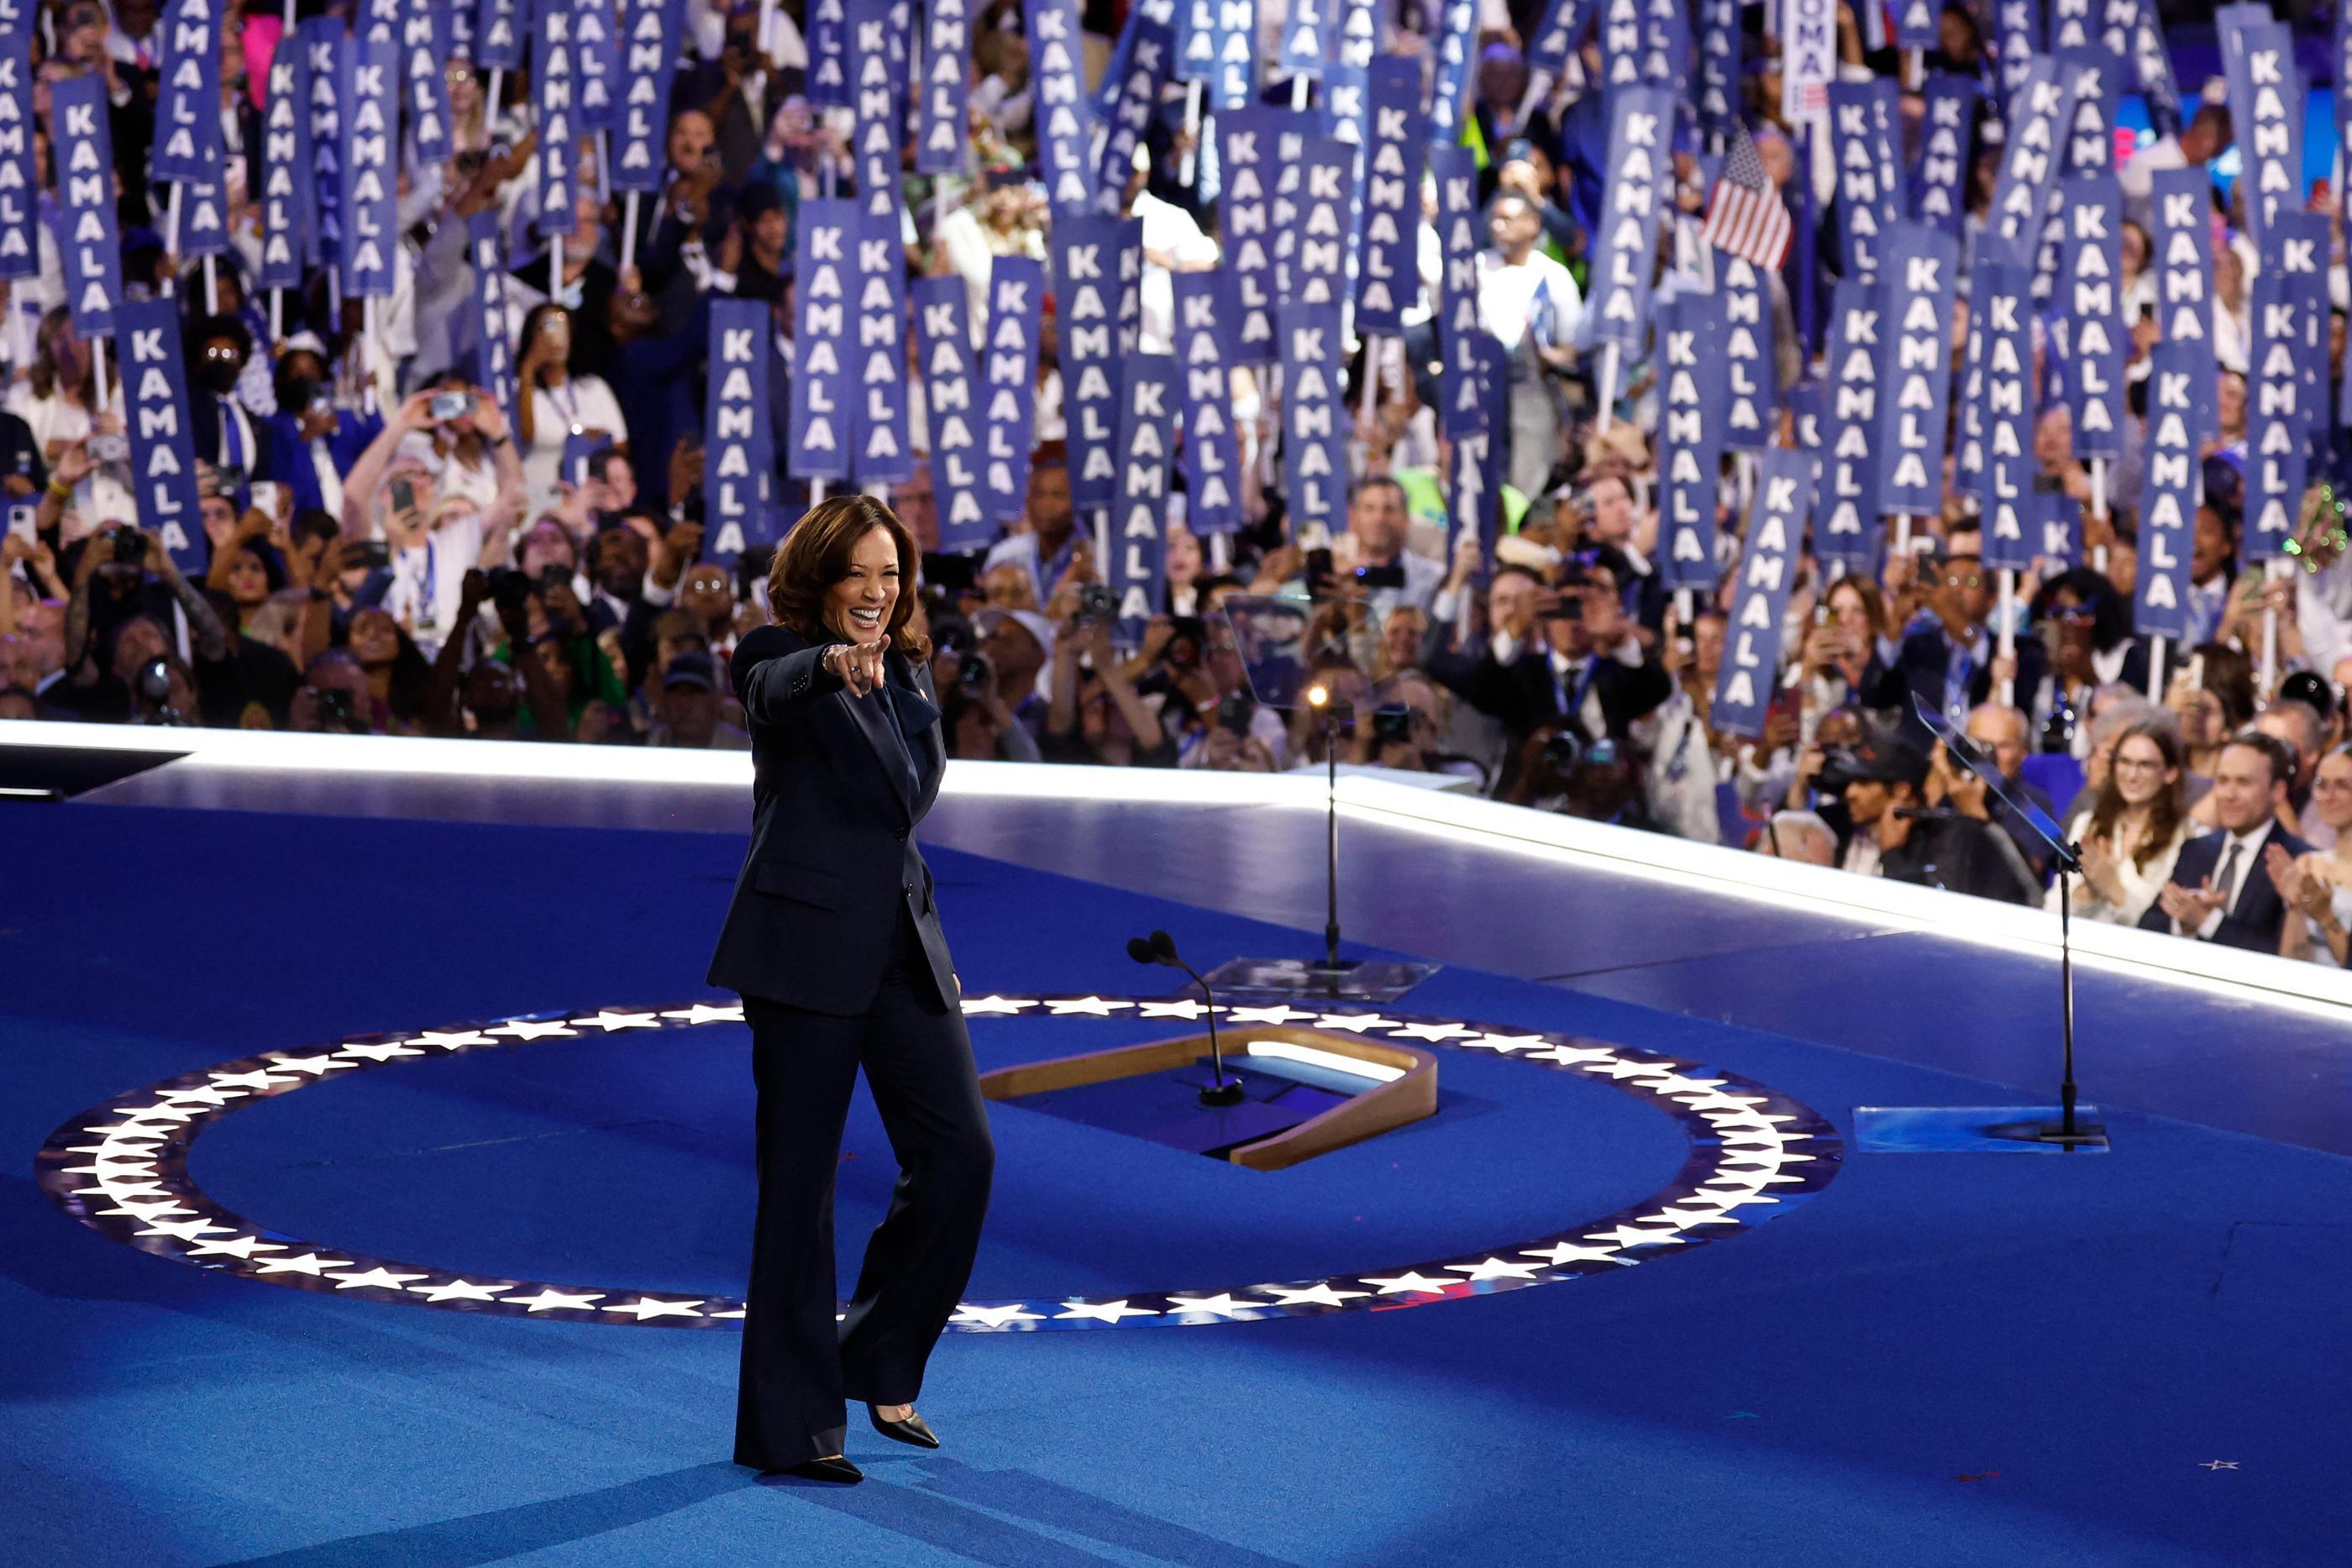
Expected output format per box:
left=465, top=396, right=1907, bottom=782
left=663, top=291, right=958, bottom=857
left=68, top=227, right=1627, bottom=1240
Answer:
left=1176, top=951, right=1244, bottom=1107
left=1131, top=931, right=1243, bottom=1106
left=1908, top=695, right=2103, bottom=1148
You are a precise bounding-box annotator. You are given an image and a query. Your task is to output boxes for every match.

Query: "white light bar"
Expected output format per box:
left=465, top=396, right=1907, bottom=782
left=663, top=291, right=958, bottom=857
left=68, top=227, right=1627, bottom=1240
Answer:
left=8, top=721, right=2344, bottom=1019
left=1244, top=1040, right=1405, bottom=1083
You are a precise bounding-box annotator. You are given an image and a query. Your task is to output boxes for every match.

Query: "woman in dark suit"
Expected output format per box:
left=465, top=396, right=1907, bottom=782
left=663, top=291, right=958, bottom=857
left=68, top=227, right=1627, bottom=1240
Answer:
left=706, top=495, right=993, bottom=1486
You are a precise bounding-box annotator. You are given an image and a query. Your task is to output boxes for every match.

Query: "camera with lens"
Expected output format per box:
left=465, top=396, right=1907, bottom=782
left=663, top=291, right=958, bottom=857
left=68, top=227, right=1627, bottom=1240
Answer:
left=485, top=566, right=535, bottom=616
left=129, top=656, right=181, bottom=724
left=1215, top=690, right=1255, bottom=735
left=956, top=651, right=994, bottom=698
left=1074, top=583, right=1117, bottom=624
left=1370, top=703, right=1414, bottom=745
left=111, top=526, right=147, bottom=566
left=1541, top=732, right=1618, bottom=775
left=1813, top=746, right=1863, bottom=794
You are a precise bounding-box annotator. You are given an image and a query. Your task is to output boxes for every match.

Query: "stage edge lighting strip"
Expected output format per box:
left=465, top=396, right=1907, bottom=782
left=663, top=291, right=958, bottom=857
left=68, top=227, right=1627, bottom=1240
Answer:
left=8, top=719, right=2339, bottom=1018
left=34, top=997, right=1842, bottom=1331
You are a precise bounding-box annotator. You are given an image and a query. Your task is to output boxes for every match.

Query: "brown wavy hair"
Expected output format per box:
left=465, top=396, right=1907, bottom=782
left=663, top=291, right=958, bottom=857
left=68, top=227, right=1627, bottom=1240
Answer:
left=2087, top=718, right=2188, bottom=869
left=766, top=495, right=931, bottom=661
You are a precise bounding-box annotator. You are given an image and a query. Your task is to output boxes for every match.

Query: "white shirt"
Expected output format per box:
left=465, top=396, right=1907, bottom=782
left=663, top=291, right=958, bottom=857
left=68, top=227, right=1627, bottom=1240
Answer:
left=2117, top=136, right=2187, bottom=235
left=1474, top=249, right=1583, bottom=356
left=521, top=376, right=629, bottom=517
left=381, top=511, right=491, bottom=661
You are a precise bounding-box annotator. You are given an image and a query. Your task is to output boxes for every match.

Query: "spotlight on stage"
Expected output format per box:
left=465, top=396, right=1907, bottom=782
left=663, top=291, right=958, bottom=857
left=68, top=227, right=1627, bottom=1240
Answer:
left=1128, top=930, right=1245, bottom=1105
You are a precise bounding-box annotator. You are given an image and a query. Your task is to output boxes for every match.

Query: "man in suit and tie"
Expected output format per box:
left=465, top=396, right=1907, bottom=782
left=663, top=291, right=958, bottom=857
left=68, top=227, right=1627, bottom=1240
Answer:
left=2143, top=732, right=2309, bottom=952
left=1427, top=559, right=1672, bottom=800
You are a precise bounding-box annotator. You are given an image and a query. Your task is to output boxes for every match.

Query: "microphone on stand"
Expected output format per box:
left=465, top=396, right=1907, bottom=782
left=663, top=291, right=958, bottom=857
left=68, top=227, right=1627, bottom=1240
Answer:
left=1126, top=929, right=1245, bottom=1106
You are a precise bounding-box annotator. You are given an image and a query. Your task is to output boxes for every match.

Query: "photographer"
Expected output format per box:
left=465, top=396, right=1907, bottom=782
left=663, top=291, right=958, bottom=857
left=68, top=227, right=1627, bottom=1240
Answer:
left=1045, top=617, right=1173, bottom=768
left=344, top=392, right=525, bottom=660
left=933, top=611, right=1044, bottom=763
left=1429, top=558, right=1670, bottom=800
left=52, top=527, right=227, bottom=722
left=422, top=569, right=579, bottom=741
left=1831, top=733, right=2040, bottom=903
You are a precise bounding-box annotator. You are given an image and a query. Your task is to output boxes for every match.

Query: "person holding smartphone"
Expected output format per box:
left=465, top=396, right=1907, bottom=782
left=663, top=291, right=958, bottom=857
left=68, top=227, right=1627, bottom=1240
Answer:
left=514, top=303, right=629, bottom=517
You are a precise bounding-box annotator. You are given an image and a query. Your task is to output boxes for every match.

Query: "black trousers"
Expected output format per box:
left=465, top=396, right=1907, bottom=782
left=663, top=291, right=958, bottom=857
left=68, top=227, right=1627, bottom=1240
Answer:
left=732, top=911, right=994, bottom=1471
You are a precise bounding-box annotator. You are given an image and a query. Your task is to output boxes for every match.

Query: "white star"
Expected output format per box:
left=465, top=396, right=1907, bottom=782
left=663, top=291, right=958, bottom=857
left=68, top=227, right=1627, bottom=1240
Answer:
left=252, top=1252, right=355, bottom=1276
left=1385, top=1020, right=1480, bottom=1042
left=263, top=1054, right=354, bottom=1076
left=209, top=1069, right=299, bottom=1092
left=659, top=1003, right=745, bottom=1025
left=1525, top=1043, right=1623, bottom=1066
left=1584, top=1058, right=1679, bottom=1080
left=157, top=1085, right=248, bottom=1108
left=706, top=1308, right=747, bottom=1320
left=1043, top=996, right=1133, bottom=1016
left=184, top=1235, right=288, bottom=1260
left=1261, top=1282, right=1371, bottom=1308
left=601, top=1297, right=706, bottom=1320
left=77, top=1182, right=171, bottom=1202
left=1446, top=1256, right=1542, bottom=1282
left=1645, top=1073, right=1731, bottom=1098
left=327, top=1266, right=430, bottom=1292
left=486, top=1018, right=577, bottom=1041
left=112, top=1104, right=200, bottom=1125
left=2200, top=1460, right=2239, bottom=1471
left=958, top=994, right=1035, bottom=1015
left=1642, top=1205, right=1743, bottom=1230
left=1161, top=1293, right=1266, bottom=1318
left=950, top=1303, right=1047, bottom=1327
left=1223, top=1004, right=1322, bottom=1025
left=1704, top=1190, right=1783, bottom=1211
left=403, top=1030, right=495, bottom=1051
left=569, top=1011, right=661, bottom=1032
left=1704, top=1169, right=1810, bottom=1188
left=1135, top=999, right=1213, bottom=1020
left=410, top=1278, right=512, bottom=1303
left=134, top=1218, right=229, bottom=1241
left=1583, top=1226, right=1687, bottom=1250
left=1311, top=1013, right=1400, bottom=1032
left=99, top=1198, right=194, bottom=1223
left=1458, top=1032, right=1552, bottom=1054
left=1359, top=1272, right=1457, bottom=1296
left=1053, top=1298, right=1160, bottom=1323
left=59, top=1161, right=155, bottom=1179
left=336, top=1041, right=424, bottom=1062
left=1681, top=1091, right=1772, bottom=1114
left=504, top=1288, right=607, bottom=1313
left=1719, top=1130, right=1819, bottom=1151
left=1520, top=1241, right=1635, bottom=1266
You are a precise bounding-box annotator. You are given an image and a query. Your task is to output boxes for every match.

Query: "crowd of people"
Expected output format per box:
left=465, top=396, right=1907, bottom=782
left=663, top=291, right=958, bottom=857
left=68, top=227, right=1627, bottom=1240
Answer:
left=0, top=0, right=2344, bottom=965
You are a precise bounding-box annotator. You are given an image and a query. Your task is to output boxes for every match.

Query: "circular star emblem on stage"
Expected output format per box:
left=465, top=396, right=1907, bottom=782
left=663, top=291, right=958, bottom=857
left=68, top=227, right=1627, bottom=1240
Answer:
left=35, top=995, right=1842, bottom=1331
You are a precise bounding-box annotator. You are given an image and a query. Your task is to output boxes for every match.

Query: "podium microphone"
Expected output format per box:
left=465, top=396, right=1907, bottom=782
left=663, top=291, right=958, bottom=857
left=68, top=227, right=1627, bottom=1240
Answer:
left=1126, top=929, right=1245, bottom=1106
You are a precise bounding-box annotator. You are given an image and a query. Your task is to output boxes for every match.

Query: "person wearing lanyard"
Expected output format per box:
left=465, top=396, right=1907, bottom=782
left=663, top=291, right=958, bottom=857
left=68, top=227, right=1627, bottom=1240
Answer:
left=514, top=303, right=630, bottom=517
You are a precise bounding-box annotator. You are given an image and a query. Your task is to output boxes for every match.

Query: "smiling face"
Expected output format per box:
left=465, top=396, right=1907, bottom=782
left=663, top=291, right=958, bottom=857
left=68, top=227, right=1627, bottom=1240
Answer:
left=2313, top=748, right=2352, bottom=832
left=825, top=526, right=900, bottom=642
left=348, top=607, right=399, bottom=667
left=2111, top=731, right=2176, bottom=809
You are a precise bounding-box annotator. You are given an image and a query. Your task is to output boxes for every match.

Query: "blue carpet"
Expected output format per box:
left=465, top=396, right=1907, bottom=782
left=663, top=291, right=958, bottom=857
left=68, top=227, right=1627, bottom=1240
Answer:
left=3, top=805, right=2347, bottom=1566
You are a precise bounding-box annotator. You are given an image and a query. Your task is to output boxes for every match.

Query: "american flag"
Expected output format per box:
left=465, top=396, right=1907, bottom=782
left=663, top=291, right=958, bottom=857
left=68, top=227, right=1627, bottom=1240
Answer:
left=1698, top=119, right=1794, bottom=270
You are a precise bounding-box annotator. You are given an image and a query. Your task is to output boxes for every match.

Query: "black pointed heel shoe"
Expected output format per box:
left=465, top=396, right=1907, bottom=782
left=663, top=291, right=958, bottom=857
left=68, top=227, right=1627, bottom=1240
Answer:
left=769, top=1454, right=864, bottom=1484
left=868, top=1404, right=941, bottom=1449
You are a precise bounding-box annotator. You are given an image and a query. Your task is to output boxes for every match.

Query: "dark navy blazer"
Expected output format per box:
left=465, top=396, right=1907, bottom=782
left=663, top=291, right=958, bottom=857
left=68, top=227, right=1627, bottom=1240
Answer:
left=705, top=623, right=957, bottom=1015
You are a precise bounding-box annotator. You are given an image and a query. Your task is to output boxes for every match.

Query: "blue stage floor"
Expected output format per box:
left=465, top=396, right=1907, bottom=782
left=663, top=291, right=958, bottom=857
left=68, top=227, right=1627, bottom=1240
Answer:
left=4, top=802, right=2348, bottom=1566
